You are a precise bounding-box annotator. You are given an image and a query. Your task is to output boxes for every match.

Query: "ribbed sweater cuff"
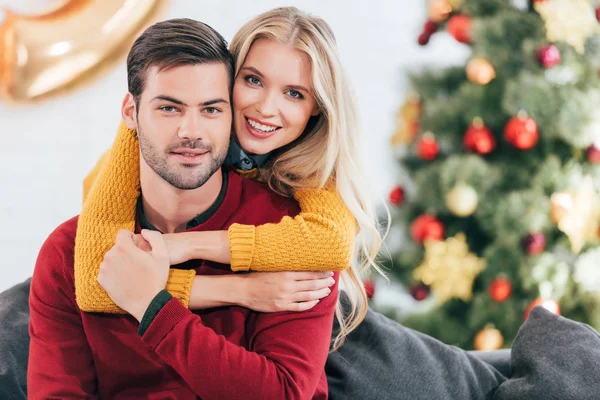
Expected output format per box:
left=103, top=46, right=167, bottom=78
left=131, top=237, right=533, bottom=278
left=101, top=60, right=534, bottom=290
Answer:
left=228, top=224, right=255, bottom=271
left=165, top=269, right=196, bottom=308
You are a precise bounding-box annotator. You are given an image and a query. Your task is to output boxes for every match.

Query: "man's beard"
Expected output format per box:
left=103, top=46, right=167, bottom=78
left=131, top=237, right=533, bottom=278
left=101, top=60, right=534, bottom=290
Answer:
left=137, top=124, right=227, bottom=190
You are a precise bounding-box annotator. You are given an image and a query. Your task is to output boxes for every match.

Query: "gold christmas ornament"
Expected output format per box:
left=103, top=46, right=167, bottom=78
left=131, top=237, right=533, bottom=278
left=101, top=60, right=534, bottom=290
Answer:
left=0, top=0, right=168, bottom=101
left=474, top=326, right=504, bottom=351
left=534, top=0, right=600, bottom=53
left=550, top=176, right=600, bottom=253
left=391, top=93, right=421, bottom=146
left=446, top=182, right=479, bottom=217
left=466, top=57, right=496, bottom=85
left=413, top=233, right=486, bottom=304
left=428, top=0, right=452, bottom=22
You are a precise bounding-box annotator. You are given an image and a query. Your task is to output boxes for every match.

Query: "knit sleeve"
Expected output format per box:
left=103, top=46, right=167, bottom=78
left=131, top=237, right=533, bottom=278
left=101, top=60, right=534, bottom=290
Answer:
left=75, top=122, right=196, bottom=313
left=227, top=185, right=356, bottom=272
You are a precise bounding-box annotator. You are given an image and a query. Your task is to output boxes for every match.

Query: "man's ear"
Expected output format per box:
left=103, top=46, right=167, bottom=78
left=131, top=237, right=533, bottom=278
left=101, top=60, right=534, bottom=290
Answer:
left=121, top=93, right=138, bottom=130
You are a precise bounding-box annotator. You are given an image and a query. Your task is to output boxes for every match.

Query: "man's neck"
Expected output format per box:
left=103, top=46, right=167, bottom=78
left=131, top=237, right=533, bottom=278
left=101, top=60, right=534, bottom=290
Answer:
left=139, top=162, right=224, bottom=233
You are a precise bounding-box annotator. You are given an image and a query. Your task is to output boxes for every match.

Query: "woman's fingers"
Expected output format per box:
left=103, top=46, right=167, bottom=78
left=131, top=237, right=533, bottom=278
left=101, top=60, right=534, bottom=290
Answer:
left=286, top=300, right=320, bottom=312
left=283, top=271, right=333, bottom=281
left=291, top=286, right=332, bottom=303
left=294, top=277, right=336, bottom=292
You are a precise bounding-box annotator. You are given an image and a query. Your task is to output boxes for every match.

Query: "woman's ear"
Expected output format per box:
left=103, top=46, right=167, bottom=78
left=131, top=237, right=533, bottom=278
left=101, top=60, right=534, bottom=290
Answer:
left=311, top=103, right=321, bottom=117
left=121, top=93, right=138, bottom=130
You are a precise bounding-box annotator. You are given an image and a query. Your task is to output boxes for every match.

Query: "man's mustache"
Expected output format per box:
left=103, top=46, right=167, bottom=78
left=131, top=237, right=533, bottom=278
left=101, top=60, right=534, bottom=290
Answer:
left=166, top=140, right=213, bottom=152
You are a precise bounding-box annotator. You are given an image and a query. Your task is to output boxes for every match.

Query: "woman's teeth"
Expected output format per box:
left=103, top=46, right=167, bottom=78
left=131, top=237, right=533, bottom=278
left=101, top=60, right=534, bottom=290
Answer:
left=247, top=118, right=278, bottom=133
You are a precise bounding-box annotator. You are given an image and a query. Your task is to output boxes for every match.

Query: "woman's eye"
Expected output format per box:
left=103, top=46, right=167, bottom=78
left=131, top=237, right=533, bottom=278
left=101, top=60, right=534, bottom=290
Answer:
left=287, top=90, right=304, bottom=99
left=246, top=75, right=262, bottom=86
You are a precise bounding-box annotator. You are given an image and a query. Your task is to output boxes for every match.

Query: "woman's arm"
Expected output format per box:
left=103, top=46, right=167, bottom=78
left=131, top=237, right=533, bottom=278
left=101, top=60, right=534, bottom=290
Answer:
left=169, top=186, right=357, bottom=272
left=186, top=271, right=335, bottom=311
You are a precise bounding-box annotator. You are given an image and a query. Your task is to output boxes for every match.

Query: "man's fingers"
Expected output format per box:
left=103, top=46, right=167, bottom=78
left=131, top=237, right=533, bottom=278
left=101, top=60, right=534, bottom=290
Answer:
left=115, top=229, right=134, bottom=245
left=140, top=229, right=169, bottom=261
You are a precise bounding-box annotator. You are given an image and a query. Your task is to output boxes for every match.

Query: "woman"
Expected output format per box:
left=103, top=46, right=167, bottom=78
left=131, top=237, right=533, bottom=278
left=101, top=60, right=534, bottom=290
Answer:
left=76, top=6, right=385, bottom=348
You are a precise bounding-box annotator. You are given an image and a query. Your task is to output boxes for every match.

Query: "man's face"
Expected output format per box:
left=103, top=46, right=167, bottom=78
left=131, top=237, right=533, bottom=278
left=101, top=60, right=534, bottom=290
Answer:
left=124, top=63, right=232, bottom=190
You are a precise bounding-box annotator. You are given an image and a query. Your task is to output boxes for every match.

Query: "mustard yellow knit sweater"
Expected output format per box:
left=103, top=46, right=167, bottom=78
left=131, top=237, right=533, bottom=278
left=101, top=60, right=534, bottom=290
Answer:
left=75, top=122, right=355, bottom=313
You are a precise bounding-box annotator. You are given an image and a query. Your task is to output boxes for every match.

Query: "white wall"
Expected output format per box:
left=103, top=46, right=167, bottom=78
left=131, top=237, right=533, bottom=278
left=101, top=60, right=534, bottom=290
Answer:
left=0, top=0, right=469, bottom=292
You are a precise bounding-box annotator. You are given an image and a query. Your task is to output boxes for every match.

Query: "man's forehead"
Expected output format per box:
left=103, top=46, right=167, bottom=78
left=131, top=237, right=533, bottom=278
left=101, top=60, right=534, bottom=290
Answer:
left=144, top=63, right=230, bottom=101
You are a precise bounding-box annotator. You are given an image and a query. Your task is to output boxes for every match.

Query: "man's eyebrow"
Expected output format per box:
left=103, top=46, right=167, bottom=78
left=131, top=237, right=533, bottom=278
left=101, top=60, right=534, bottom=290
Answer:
left=151, top=96, right=230, bottom=106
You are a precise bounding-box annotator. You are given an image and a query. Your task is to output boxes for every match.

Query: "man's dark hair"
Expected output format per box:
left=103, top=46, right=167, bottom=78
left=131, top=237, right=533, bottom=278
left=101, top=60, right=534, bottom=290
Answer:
left=127, top=18, right=234, bottom=104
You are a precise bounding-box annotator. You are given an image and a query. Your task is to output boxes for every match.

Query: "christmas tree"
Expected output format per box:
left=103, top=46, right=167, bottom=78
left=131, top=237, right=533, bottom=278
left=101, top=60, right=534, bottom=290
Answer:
left=384, top=0, right=600, bottom=350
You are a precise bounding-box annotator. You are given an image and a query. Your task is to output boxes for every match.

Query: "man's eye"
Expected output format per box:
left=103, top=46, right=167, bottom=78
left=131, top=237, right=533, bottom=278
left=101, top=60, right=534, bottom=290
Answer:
left=205, top=107, right=221, bottom=114
left=159, top=106, right=178, bottom=113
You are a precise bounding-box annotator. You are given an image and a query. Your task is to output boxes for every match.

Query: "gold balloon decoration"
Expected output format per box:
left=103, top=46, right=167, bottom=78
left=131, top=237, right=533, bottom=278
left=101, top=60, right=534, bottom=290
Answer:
left=427, top=0, right=452, bottom=22
left=0, top=0, right=168, bottom=101
left=534, top=0, right=600, bottom=54
left=391, top=92, right=421, bottom=147
left=466, top=57, right=496, bottom=85
left=550, top=176, right=600, bottom=253
left=446, top=182, right=479, bottom=217
left=413, top=233, right=486, bottom=304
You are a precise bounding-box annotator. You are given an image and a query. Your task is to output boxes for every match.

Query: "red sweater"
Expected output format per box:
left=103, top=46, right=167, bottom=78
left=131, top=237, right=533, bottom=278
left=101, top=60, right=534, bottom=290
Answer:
left=28, top=171, right=338, bottom=399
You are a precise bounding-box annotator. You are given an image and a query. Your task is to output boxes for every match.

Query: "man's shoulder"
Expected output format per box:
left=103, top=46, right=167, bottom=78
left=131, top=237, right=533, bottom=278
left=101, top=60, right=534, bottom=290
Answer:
left=45, top=216, right=79, bottom=249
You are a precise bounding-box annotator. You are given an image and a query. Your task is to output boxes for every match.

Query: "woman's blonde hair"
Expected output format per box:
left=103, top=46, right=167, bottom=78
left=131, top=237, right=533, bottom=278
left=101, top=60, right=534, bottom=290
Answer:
left=230, top=6, right=387, bottom=350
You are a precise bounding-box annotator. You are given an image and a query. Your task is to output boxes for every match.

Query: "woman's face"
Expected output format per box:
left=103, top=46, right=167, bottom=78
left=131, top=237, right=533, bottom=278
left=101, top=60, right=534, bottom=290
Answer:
left=233, top=38, right=320, bottom=155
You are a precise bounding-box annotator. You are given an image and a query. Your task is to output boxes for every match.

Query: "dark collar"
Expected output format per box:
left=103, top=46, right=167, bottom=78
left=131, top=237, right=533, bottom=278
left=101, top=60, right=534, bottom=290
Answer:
left=137, top=169, right=229, bottom=233
left=224, top=140, right=271, bottom=171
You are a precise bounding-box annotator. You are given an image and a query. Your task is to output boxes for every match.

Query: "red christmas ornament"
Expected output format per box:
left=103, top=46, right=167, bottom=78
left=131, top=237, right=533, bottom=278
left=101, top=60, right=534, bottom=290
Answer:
left=410, top=282, right=430, bottom=301
left=389, top=185, right=405, bottom=206
left=423, top=20, right=439, bottom=34
left=410, top=214, right=445, bottom=243
left=587, top=144, right=600, bottom=164
left=595, top=6, right=600, bottom=22
left=504, top=113, right=539, bottom=150
left=537, top=44, right=561, bottom=68
left=418, top=32, right=431, bottom=46
left=416, top=133, right=440, bottom=160
left=525, top=298, right=560, bottom=320
left=364, top=280, right=375, bottom=299
left=464, top=117, right=496, bottom=154
left=447, top=15, right=472, bottom=44
left=488, top=277, right=512, bottom=303
left=521, top=232, right=546, bottom=255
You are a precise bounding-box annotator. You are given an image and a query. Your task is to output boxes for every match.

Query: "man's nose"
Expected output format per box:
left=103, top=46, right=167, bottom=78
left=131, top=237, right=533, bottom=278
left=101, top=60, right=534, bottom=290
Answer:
left=178, top=112, right=204, bottom=140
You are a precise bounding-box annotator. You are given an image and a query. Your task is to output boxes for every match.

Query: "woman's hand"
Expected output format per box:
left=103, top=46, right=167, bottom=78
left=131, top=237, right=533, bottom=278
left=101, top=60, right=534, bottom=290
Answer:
left=236, top=271, right=336, bottom=312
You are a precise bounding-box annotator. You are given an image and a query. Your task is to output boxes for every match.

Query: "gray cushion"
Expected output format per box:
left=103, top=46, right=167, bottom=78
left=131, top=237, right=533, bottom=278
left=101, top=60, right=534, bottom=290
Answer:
left=493, top=306, right=600, bottom=400
left=0, top=279, right=30, bottom=400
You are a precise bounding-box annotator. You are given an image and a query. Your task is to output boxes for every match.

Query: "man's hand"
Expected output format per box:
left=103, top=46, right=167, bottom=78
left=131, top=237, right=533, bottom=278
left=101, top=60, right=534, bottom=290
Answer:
left=98, top=229, right=170, bottom=322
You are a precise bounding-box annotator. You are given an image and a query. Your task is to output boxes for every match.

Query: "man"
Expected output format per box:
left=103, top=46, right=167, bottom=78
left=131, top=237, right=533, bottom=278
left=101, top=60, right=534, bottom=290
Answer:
left=27, top=18, right=338, bottom=399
